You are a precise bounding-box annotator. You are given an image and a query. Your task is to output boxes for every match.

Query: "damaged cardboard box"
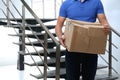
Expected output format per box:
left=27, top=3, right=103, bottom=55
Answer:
left=64, top=19, right=107, bottom=54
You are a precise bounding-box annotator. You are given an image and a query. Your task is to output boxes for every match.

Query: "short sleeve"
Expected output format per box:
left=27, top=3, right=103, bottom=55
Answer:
left=59, top=1, right=68, bottom=17
left=97, top=0, right=104, bottom=14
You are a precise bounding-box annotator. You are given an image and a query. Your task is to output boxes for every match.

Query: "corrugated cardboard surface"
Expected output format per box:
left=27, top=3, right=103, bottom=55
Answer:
left=64, top=19, right=107, bottom=54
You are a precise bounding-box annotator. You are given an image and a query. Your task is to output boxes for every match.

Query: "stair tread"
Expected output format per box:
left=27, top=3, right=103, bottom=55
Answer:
left=5, top=24, right=55, bottom=28
left=95, top=75, right=118, bottom=80
left=13, top=40, right=56, bottom=48
left=0, top=21, right=7, bottom=25
left=30, top=68, right=66, bottom=79
left=13, top=40, right=55, bottom=46
left=8, top=32, right=56, bottom=36
left=24, top=56, right=108, bottom=70
left=19, top=48, right=66, bottom=57
left=8, top=32, right=44, bottom=36
left=10, top=18, right=56, bottom=24
left=24, top=57, right=65, bottom=66
left=97, top=65, right=108, bottom=69
left=8, top=33, right=56, bottom=39
left=30, top=68, right=118, bottom=80
left=24, top=58, right=108, bottom=70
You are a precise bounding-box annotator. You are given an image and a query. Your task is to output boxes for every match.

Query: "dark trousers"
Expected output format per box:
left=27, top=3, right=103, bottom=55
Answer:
left=65, top=50, right=98, bottom=80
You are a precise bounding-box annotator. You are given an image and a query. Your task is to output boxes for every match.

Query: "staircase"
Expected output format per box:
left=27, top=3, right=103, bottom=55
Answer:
left=0, top=0, right=120, bottom=80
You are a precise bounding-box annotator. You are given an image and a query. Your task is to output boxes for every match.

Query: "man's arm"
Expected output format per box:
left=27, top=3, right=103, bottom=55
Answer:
left=55, top=16, right=66, bottom=47
left=97, top=14, right=110, bottom=35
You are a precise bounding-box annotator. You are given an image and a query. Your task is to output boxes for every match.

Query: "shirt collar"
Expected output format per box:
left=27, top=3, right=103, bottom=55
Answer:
left=76, top=0, right=89, bottom=1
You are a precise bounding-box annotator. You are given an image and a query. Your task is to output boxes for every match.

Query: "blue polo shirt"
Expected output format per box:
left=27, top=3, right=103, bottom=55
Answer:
left=59, top=0, right=104, bottom=22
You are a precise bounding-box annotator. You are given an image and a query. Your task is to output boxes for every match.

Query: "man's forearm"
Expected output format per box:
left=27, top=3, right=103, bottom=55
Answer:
left=97, top=14, right=109, bottom=25
left=55, top=26, right=63, bottom=39
left=97, top=14, right=110, bottom=35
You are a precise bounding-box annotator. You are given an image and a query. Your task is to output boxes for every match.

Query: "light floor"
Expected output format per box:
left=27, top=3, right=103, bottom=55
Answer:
left=0, top=65, right=38, bottom=80
left=0, top=64, right=66, bottom=80
left=0, top=64, right=120, bottom=80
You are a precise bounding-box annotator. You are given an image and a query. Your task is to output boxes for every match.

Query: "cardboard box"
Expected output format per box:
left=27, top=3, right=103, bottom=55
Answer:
left=64, top=19, right=107, bottom=54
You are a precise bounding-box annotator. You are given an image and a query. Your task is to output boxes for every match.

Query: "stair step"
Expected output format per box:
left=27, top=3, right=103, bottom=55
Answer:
left=19, top=48, right=66, bottom=57
left=30, top=68, right=118, bottom=80
left=0, top=21, right=7, bottom=25
left=10, top=18, right=56, bottom=25
left=13, top=40, right=56, bottom=48
left=95, top=76, right=118, bottom=80
left=97, top=65, right=108, bottom=70
left=24, top=57, right=65, bottom=68
left=0, top=20, right=18, bottom=25
left=95, top=72, right=118, bottom=80
left=6, top=24, right=55, bottom=32
left=24, top=55, right=108, bottom=70
left=25, top=25, right=55, bottom=32
left=30, top=68, right=66, bottom=79
left=8, top=32, right=56, bottom=39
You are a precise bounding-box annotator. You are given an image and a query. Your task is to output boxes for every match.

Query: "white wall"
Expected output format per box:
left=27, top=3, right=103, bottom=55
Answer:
left=0, top=0, right=32, bottom=18
left=32, top=0, right=62, bottom=18
left=0, top=0, right=7, bottom=18
left=101, top=0, right=120, bottom=32
left=100, top=0, right=120, bottom=74
left=0, top=0, right=62, bottom=19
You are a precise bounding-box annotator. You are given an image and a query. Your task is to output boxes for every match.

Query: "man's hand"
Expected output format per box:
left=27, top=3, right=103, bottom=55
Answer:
left=103, top=24, right=111, bottom=35
left=59, top=36, right=66, bottom=48
left=97, top=14, right=111, bottom=35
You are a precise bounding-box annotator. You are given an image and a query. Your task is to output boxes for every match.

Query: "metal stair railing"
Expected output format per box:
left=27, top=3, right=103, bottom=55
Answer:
left=0, top=0, right=120, bottom=80
left=1, top=0, right=61, bottom=80
left=0, top=5, right=44, bottom=75
left=21, top=0, right=61, bottom=80
left=1, top=0, right=50, bottom=76
left=108, top=27, right=120, bottom=76
left=99, top=26, right=120, bottom=78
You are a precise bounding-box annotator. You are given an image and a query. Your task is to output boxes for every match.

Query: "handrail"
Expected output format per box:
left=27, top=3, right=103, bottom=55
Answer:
left=2, top=0, right=57, bottom=74
left=1, top=0, right=120, bottom=79
left=1, top=0, right=47, bottom=63
left=111, top=27, right=120, bottom=37
left=21, top=0, right=60, bottom=80
left=4, top=0, right=59, bottom=69
left=21, top=0, right=60, bottom=46
left=0, top=1, right=47, bottom=72
left=1, top=0, right=61, bottom=79
left=0, top=7, right=43, bottom=74
left=107, top=26, right=120, bottom=76
left=102, top=26, right=120, bottom=76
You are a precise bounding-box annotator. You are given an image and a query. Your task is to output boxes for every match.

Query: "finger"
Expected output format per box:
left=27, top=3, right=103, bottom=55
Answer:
left=61, top=41, right=66, bottom=48
left=104, top=29, right=110, bottom=35
left=104, top=25, right=111, bottom=35
left=59, top=39, right=66, bottom=48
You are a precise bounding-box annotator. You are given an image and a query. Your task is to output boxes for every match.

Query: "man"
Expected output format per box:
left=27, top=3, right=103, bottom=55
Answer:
left=55, top=0, right=110, bottom=80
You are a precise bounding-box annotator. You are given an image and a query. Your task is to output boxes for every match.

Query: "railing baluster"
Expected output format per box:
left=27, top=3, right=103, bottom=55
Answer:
left=6, top=0, right=10, bottom=26
left=1, top=0, right=120, bottom=80
left=44, top=32, right=48, bottom=80
left=56, top=46, right=60, bottom=80
left=108, top=31, right=112, bottom=76
left=21, top=1, right=61, bottom=80
left=17, top=4, right=26, bottom=70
